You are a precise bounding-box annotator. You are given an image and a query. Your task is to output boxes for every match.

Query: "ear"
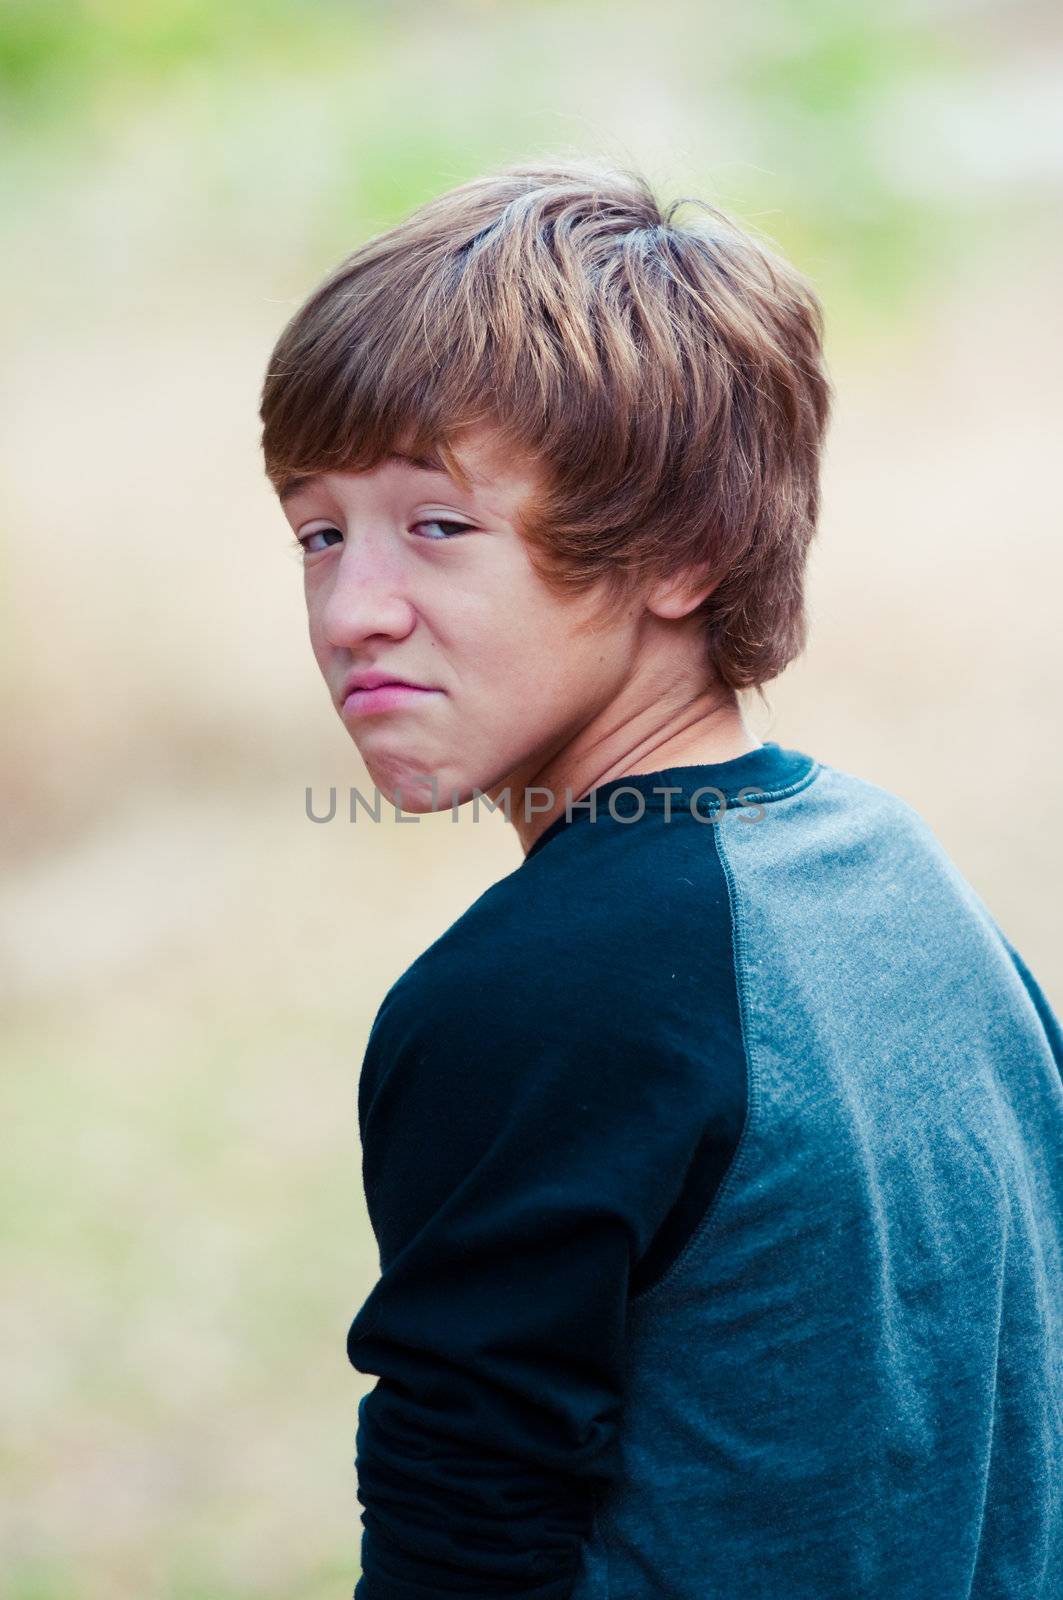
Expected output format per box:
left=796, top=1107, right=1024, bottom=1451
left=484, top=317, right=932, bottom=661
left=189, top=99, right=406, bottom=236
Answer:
left=645, top=564, right=719, bottom=622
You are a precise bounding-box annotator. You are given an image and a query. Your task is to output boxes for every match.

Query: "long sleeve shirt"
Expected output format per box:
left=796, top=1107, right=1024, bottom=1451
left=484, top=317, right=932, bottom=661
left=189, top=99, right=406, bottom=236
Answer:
left=346, top=740, right=1063, bottom=1599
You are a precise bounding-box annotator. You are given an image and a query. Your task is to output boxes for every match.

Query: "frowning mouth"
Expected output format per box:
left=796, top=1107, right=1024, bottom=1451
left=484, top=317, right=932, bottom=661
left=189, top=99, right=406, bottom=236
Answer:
left=337, top=675, right=441, bottom=720
left=339, top=666, right=438, bottom=697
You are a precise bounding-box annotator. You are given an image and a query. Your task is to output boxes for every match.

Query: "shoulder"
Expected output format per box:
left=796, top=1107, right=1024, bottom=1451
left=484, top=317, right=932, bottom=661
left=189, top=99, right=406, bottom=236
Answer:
left=362, top=807, right=739, bottom=1101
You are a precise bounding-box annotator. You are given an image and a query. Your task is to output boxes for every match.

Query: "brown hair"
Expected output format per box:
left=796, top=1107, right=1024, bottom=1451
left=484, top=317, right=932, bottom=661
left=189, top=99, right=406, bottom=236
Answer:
left=259, top=155, right=832, bottom=692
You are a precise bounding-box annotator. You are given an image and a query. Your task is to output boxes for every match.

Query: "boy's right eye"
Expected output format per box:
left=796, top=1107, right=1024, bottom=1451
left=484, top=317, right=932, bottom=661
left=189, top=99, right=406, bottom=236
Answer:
left=300, top=527, right=343, bottom=554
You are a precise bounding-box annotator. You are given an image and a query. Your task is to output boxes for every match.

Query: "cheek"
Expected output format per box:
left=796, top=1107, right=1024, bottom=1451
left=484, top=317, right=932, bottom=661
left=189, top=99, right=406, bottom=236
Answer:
left=306, top=606, right=330, bottom=674
left=486, top=619, right=621, bottom=721
left=457, top=567, right=634, bottom=710
left=302, top=576, right=324, bottom=637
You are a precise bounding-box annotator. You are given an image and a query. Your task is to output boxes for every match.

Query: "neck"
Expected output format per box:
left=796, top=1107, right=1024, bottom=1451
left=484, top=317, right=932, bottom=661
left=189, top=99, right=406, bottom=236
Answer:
left=500, top=681, right=761, bottom=857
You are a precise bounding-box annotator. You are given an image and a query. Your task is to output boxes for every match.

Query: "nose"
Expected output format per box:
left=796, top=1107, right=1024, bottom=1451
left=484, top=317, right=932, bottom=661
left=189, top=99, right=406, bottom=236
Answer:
left=318, top=534, right=417, bottom=649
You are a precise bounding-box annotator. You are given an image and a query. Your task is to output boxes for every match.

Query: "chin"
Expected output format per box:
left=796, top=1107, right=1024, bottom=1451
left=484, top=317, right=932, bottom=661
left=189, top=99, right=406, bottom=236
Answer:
left=361, top=747, right=517, bottom=817
left=358, top=750, right=456, bottom=814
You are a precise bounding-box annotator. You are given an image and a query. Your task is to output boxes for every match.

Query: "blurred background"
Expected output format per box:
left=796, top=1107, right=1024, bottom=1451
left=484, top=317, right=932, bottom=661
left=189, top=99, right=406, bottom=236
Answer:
left=2, top=0, right=1061, bottom=1594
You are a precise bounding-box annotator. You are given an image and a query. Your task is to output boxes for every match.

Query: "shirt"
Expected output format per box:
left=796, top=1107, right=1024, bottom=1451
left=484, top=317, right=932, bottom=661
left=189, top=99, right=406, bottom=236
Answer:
left=346, top=740, right=1063, bottom=1598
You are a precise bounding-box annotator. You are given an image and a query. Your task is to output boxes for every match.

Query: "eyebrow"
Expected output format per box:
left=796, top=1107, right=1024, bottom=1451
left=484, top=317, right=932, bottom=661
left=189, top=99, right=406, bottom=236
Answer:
left=279, top=451, right=450, bottom=505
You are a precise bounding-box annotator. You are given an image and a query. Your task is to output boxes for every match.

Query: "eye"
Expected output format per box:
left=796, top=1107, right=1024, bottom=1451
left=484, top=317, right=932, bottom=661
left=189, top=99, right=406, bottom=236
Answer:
left=287, top=517, right=473, bottom=562
left=411, top=518, right=474, bottom=541
left=290, top=527, right=342, bottom=557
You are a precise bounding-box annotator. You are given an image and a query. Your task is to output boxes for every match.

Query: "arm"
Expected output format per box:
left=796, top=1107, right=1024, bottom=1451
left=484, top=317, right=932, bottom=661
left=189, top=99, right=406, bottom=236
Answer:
left=993, top=922, right=1063, bottom=1087
left=346, top=950, right=722, bottom=1598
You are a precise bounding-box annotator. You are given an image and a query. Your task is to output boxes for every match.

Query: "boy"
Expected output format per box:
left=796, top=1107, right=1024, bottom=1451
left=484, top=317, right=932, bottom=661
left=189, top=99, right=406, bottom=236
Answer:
left=259, top=158, right=1063, bottom=1598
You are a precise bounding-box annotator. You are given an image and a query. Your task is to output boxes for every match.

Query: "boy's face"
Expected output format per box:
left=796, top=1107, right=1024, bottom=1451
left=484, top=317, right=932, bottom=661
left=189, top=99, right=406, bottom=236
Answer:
left=280, top=425, right=643, bottom=811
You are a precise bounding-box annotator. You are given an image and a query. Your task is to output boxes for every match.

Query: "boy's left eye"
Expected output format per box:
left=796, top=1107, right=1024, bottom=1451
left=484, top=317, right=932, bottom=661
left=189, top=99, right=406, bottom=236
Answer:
left=412, top=518, right=474, bottom=541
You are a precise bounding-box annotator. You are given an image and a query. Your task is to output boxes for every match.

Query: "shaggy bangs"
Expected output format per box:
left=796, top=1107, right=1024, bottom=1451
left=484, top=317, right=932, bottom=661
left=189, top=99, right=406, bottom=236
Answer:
left=259, top=156, right=833, bottom=691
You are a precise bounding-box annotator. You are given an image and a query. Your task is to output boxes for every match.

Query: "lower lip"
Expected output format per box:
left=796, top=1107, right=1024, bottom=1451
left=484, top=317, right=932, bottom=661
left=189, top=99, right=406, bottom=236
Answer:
left=341, top=684, right=440, bottom=716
